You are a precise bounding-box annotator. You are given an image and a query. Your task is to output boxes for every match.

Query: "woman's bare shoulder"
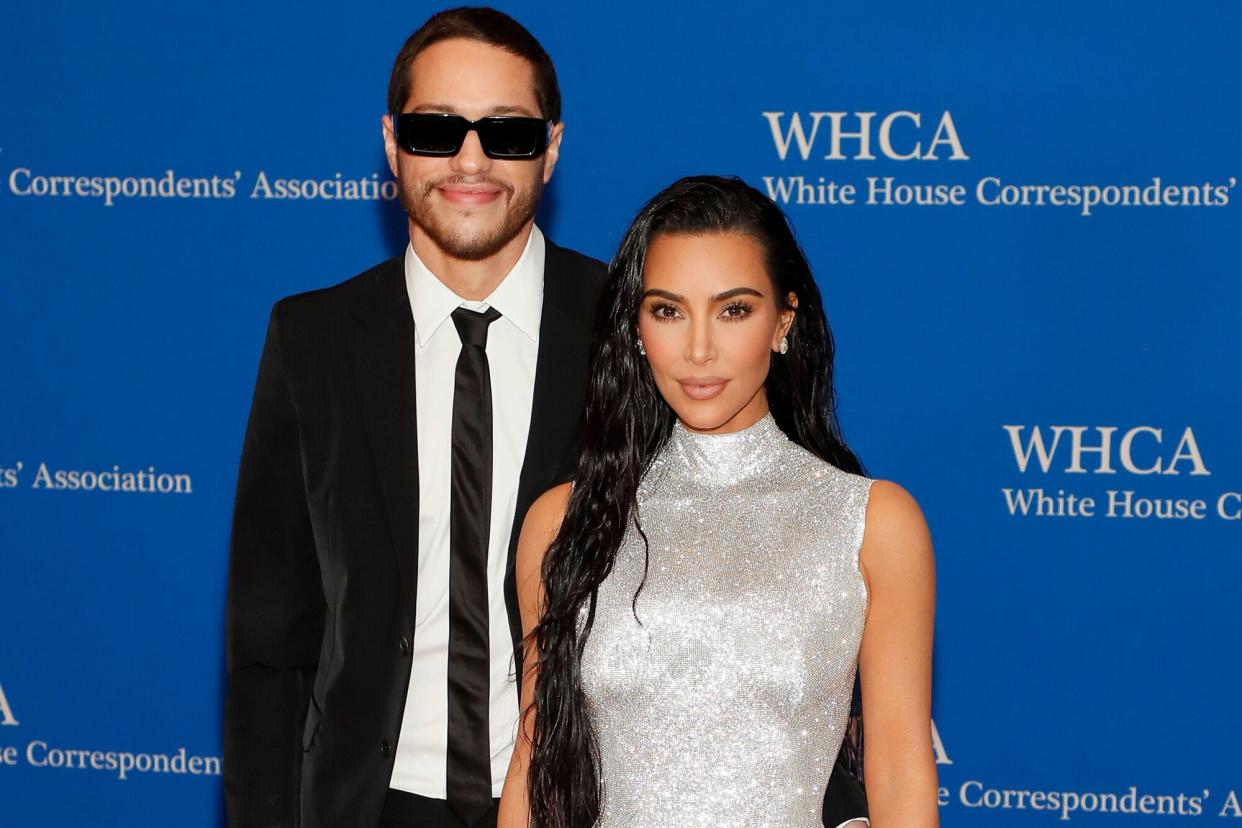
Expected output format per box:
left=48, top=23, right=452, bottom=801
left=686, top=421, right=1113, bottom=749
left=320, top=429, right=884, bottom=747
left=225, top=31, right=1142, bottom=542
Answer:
left=516, top=481, right=574, bottom=574
left=527, top=481, right=573, bottom=535
left=860, top=480, right=934, bottom=581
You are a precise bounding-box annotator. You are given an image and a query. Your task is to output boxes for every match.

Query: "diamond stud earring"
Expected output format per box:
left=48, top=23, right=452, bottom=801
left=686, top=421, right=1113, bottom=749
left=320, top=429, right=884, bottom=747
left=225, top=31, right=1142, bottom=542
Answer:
left=637, top=339, right=647, bottom=357
left=778, top=336, right=789, bottom=355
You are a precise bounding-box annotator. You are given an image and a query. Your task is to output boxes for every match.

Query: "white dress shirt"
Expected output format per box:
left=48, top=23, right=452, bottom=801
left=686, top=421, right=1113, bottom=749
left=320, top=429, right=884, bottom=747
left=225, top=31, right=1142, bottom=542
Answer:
left=390, top=226, right=545, bottom=798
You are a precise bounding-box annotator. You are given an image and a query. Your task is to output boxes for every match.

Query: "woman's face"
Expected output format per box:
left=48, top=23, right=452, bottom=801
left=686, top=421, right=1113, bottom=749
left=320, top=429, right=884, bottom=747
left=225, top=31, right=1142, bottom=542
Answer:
left=638, top=231, right=795, bottom=434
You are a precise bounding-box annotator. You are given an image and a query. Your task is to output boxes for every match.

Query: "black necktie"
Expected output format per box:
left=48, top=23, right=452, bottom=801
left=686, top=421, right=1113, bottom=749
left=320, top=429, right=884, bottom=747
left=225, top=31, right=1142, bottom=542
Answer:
left=446, top=305, right=501, bottom=826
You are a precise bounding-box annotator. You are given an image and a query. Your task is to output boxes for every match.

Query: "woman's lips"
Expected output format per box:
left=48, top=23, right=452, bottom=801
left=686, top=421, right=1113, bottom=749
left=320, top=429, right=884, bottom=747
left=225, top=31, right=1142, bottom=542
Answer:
left=678, top=377, right=729, bottom=400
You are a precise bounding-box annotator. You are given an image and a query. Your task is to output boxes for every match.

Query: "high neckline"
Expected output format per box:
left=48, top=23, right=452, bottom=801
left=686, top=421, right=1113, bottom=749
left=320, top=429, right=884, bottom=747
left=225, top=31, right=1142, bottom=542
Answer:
left=664, top=411, right=787, bottom=489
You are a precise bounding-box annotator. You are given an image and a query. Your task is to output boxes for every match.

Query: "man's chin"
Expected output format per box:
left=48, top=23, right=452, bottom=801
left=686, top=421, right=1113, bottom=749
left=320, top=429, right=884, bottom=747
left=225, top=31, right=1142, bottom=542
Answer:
left=423, top=224, right=524, bottom=261
left=416, top=208, right=536, bottom=261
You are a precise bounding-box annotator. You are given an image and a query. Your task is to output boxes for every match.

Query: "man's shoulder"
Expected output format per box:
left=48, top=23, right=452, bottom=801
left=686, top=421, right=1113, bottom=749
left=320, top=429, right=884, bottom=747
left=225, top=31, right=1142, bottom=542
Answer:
left=271, top=254, right=404, bottom=325
left=544, top=239, right=607, bottom=314
left=545, top=238, right=607, bottom=283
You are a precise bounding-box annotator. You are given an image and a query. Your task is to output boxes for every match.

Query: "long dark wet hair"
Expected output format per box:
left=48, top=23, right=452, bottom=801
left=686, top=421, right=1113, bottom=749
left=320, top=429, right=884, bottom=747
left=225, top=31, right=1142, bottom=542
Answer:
left=528, top=176, right=865, bottom=827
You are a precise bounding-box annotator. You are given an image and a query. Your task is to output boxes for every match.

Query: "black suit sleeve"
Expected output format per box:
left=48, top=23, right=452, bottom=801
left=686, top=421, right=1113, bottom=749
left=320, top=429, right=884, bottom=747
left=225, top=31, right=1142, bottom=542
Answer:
left=822, top=753, right=869, bottom=826
left=224, top=304, right=325, bottom=827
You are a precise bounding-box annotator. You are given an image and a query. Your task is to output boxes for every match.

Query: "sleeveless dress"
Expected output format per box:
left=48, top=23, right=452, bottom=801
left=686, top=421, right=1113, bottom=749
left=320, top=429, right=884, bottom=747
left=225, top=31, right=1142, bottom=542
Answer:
left=578, top=412, right=873, bottom=827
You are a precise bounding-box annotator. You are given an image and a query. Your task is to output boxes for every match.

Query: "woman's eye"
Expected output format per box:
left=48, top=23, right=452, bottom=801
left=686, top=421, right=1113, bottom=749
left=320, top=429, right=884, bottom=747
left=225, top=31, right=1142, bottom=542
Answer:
left=720, top=302, right=752, bottom=320
left=649, top=303, right=681, bottom=321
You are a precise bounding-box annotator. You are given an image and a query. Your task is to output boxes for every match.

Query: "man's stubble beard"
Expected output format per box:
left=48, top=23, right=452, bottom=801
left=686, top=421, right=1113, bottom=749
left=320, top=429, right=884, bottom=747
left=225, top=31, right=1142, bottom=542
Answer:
left=399, top=167, right=545, bottom=262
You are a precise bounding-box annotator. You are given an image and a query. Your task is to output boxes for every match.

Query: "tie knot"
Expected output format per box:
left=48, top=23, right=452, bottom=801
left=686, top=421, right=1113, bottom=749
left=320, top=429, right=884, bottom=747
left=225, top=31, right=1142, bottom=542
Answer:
left=451, top=305, right=501, bottom=348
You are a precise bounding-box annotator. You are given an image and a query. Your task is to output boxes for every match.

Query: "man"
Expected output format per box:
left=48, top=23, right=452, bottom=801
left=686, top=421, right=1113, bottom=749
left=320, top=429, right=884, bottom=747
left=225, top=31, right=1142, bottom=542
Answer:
left=224, top=7, right=868, bottom=828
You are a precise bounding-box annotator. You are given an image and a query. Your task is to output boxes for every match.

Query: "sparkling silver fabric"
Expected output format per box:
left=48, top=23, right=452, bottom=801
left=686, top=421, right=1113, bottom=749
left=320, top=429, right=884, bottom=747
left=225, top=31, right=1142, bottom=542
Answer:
left=579, top=412, right=872, bottom=827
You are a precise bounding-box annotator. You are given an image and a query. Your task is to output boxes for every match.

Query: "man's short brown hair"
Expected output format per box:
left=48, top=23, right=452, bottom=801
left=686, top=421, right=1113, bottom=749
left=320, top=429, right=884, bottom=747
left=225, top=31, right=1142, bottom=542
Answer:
left=387, top=6, right=561, bottom=122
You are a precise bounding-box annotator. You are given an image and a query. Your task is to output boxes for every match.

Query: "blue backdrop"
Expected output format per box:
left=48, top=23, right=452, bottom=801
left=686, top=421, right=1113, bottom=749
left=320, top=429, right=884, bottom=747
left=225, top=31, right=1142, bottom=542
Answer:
left=2, top=1, right=1239, bottom=825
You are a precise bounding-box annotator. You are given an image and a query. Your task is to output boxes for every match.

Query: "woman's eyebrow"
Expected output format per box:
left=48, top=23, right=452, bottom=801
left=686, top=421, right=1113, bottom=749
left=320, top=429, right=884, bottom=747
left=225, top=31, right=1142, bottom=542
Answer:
left=711, top=287, right=764, bottom=302
left=641, top=286, right=765, bottom=303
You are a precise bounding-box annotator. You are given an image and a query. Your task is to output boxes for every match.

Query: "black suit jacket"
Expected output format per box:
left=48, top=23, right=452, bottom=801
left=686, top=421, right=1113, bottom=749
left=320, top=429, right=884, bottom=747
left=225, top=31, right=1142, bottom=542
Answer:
left=223, top=239, right=868, bottom=827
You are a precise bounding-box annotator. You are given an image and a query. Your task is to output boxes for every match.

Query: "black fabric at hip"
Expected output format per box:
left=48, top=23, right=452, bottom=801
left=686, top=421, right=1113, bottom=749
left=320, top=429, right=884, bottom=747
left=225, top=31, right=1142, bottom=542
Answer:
left=380, top=788, right=500, bottom=828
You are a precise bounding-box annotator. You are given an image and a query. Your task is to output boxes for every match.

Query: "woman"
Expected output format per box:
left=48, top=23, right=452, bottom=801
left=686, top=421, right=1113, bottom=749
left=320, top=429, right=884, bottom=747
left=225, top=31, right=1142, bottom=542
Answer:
left=499, top=176, right=937, bottom=827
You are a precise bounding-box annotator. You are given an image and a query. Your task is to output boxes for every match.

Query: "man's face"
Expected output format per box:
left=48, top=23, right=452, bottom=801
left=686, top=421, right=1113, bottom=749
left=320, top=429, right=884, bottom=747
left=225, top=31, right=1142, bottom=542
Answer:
left=383, top=38, right=563, bottom=261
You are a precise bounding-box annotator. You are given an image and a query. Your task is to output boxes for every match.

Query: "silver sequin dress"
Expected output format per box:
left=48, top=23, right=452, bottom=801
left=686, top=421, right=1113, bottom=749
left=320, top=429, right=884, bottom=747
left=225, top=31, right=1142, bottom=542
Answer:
left=579, top=412, right=872, bottom=827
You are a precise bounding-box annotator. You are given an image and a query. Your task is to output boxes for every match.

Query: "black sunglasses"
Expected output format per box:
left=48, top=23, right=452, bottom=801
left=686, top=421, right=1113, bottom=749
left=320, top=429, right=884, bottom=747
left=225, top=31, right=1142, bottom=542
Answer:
left=392, top=113, right=550, bottom=159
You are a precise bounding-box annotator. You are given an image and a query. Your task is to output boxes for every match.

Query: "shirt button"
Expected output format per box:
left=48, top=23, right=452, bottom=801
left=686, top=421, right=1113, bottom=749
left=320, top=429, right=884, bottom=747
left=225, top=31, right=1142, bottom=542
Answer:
left=399, top=636, right=411, bottom=656
left=380, top=739, right=393, bottom=758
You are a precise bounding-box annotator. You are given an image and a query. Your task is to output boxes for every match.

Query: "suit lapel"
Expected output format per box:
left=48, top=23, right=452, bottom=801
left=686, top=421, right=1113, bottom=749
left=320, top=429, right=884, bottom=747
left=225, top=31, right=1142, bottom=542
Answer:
left=506, top=243, right=582, bottom=572
left=347, top=259, right=420, bottom=631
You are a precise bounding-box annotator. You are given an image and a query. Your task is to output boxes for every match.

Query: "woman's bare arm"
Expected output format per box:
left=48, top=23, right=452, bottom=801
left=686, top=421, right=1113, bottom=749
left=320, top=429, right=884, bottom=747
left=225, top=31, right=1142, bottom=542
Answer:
left=857, top=480, right=939, bottom=827
left=497, top=481, right=573, bottom=828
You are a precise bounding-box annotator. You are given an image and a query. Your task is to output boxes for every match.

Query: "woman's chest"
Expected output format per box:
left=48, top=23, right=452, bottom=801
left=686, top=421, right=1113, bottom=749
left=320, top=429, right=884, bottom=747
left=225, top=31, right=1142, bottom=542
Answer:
left=580, top=494, right=867, bottom=710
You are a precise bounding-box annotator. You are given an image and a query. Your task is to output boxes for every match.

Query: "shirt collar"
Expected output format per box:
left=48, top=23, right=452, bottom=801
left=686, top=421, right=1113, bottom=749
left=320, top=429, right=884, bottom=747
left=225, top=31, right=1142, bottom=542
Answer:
left=404, top=225, right=545, bottom=348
